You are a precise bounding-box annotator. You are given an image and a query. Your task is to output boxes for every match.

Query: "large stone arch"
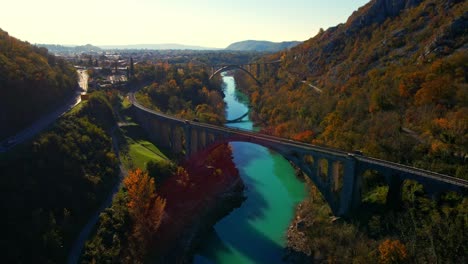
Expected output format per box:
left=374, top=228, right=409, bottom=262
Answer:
left=209, top=65, right=262, bottom=85
left=185, top=135, right=357, bottom=216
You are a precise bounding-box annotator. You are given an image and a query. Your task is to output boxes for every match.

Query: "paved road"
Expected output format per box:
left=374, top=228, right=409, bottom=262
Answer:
left=0, top=70, right=88, bottom=152
left=77, top=69, right=89, bottom=91
left=301, top=80, right=323, bottom=94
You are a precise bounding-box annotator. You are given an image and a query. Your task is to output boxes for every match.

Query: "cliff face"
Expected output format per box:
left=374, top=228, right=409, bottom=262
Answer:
left=281, top=0, right=467, bottom=85
left=346, top=0, right=423, bottom=32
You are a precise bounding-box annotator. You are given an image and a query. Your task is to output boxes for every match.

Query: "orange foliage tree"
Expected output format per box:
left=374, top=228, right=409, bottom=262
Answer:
left=123, top=169, right=166, bottom=248
left=378, top=239, right=408, bottom=264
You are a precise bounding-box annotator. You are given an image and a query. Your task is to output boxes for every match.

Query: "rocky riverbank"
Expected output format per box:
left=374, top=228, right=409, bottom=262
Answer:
left=162, top=177, right=246, bottom=263
left=282, top=165, right=313, bottom=263
left=151, top=145, right=246, bottom=263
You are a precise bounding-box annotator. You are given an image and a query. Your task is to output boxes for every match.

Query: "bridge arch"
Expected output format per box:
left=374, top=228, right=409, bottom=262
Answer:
left=226, top=110, right=250, bottom=123
left=185, top=135, right=348, bottom=215
left=209, top=65, right=262, bottom=85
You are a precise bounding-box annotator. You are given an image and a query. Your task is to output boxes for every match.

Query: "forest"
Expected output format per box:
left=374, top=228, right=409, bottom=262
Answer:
left=134, top=62, right=226, bottom=125
left=234, top=0, right=467, bottom=262
left=0, top=92, right=119, bottom=263
left=0, top=28, right=77, bottom=139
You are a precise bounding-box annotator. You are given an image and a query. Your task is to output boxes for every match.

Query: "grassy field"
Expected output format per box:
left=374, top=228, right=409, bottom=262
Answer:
left=119, top=124, right=169, bottom=171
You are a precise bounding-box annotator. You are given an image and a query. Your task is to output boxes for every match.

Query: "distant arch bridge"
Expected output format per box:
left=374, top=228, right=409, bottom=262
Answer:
left=209, top=60, right=281, bottom=85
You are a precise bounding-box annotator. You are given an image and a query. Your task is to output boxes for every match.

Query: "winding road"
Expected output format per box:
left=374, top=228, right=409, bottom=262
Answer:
left=0, top=69, right=88, bottom=152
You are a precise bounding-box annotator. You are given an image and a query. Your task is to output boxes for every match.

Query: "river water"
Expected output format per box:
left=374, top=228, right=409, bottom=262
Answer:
left=194, top=75, right=306, bottom=263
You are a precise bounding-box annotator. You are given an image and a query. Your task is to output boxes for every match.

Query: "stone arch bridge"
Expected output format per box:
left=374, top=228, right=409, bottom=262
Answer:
left=209, top=60, right=281, bottom=85
left=130, top=94, right=467, bottom=217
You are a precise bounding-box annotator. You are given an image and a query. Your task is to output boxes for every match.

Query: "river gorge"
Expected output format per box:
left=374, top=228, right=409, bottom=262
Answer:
left=194, top=74, right=307, bottom=263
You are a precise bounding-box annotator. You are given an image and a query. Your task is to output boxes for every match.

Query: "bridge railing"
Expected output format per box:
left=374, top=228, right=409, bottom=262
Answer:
left=355, top=155, right=468, bottom=188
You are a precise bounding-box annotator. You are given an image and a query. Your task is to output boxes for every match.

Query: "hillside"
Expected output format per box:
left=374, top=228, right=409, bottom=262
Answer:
left=231, top=1, right=468, bottom=261
left=0, top=29, right=77, bottom=139
left=225, top=40, right=301, bottom=52
left=239, top=0, right=467, bottom=177
left=0, top=92, right=119, bottom=263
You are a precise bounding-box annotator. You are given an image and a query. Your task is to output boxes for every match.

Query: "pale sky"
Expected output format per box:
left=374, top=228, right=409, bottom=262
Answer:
left=1, top=0, right=369, bottom=48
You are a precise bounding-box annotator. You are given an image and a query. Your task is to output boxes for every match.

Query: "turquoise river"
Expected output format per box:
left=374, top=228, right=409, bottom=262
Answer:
left=194, top=74, right=307, bottom=263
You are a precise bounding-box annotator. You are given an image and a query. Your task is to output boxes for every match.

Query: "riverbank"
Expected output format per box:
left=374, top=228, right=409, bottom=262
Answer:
left=151, top=144, right=245, bottom=263
left=165, top=176, right=245, bottom=263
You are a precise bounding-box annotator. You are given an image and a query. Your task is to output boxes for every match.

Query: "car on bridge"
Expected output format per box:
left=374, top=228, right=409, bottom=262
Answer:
left=353, top=150, right=363, bottom=155
left=347, top=150, right=364, bottom=157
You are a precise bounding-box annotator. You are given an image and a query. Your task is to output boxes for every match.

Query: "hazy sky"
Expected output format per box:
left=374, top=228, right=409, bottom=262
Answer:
left=1, top=0, right=369, bottom=48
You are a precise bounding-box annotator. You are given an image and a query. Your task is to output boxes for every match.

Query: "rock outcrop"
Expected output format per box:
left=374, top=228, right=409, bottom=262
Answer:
left=346, top=0, right=423, bottom=32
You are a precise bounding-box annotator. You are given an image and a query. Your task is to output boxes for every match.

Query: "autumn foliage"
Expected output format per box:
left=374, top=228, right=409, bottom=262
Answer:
left=0, top=28, right=77, bottom=139
left=237, top=0, right=467, bottom=178
left=124, top=169, right=166, bottom=257
left=378, top=239, right=408, bottom=264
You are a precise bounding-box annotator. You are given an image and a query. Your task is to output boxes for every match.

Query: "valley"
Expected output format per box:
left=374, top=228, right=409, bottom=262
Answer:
left=0, top=0, right=467, bottom=263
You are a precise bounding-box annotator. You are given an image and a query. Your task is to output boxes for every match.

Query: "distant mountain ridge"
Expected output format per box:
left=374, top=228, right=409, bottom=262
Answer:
left=99, top=43, right=219, bottom=50
left=37, top=44, right=102, bottom=54
left=37, top=43, right=220, bottom=53
left=225, top=40, right=302, bottom=52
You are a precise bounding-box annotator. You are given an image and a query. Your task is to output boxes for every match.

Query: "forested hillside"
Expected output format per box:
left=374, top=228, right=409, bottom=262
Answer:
left=135, top=62, right=226, bottom=124
left=0, top=28, right=77, bottom=139
left=0, top=92, right=119, bottom=263
left=239, top=0, right=467, bottom=177
left=233, top=0, right=467, bottom=261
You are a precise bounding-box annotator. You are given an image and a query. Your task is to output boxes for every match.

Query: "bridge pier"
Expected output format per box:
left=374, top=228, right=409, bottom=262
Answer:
left=184, top=126, right=192, bottom=158
left=161, top=123, right=171, bottom=149
left=171, top=125, right=184, bottom=154
left=190, top=129, right=199, bottom=156
left=206, top=132, right=216, bottom=146
left=149, top=118, right=163, bottom=146
left=327, top=159, right=334, bottom=187
left=199, top=130, right=207, bottom=150
left=338, top=158, right=361, bottom=216
left=385, top=173, right=403, bottom=209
